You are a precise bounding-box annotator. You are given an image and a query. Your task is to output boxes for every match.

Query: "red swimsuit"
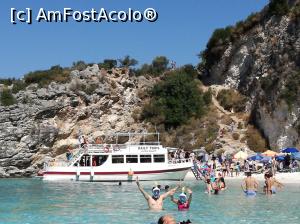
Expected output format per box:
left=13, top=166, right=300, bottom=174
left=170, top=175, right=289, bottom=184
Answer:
left=178, top=202, right=189, bottom=211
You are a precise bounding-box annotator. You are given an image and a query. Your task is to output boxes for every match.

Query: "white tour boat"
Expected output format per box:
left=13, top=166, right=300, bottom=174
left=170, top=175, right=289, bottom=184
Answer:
left=39, top=133, right=193, bottom=182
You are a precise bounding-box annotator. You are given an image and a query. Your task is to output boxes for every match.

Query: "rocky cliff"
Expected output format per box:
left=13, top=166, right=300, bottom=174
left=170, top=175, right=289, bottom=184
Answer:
left=200, top=0, right=300, bottom=150
left=0, top=65, right=156, bottom=177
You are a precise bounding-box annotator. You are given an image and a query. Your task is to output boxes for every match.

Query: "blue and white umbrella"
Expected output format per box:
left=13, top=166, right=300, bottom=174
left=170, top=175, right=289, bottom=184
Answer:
left=292, top=152, right=300, bottom=160
left=248, top=154, right=264, bottom=161
left=281, top=148, right=299, bottom=153
left=261, top=156, right=272, bottom=163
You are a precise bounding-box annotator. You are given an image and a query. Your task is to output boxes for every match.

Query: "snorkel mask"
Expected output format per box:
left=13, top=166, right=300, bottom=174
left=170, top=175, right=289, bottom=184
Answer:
left=152, top=187, right=160, bottom=200
left=179, top=193, right=187, bottom=204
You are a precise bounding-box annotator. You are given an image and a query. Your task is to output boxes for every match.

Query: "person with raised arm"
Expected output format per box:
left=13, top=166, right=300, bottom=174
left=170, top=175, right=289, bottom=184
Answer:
left=136, top=176, right=178, bottom=211
left=169, top=187, right=193, bottom=211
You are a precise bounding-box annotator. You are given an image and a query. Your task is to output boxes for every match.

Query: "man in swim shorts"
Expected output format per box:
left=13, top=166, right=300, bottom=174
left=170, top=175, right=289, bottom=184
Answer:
left=241, top=172, right=258, bottom=196
left=136, top=176, right=178, bottom=210
left=169, top=187, right=192, bottom=211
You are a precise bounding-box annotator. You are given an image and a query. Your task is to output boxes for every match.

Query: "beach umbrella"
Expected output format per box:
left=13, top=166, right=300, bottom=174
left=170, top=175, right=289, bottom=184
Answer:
left=281, top=147, right=299, bottom=153
left=262, top=150, right=278, bottom=157
left=261, top=156, right=272, bottom=163
left=292, top=152, right=300, bottom=160
left=233, top=151, right=248, bottom=160
left=275, top=155, right=285, bottom=161
left=249, top=154, right=264, bottom=161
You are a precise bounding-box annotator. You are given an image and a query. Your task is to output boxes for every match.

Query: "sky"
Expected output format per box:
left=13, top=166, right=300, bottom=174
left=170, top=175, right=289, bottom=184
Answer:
left=0, top=0, right=269, bottom=78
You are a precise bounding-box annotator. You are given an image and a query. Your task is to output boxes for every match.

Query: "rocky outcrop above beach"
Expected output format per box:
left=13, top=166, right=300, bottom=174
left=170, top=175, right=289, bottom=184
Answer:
left=0, top=66, right=156, bottom=177
left=200, top=0, right=300, bottom=150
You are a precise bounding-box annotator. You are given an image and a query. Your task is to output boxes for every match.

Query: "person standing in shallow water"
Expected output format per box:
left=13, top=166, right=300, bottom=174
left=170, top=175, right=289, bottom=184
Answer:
left=136, top=176, right=177, bottom=211
left=169, top=187, right=192, bottom=211
left=241, top=172, right=259, bottom=196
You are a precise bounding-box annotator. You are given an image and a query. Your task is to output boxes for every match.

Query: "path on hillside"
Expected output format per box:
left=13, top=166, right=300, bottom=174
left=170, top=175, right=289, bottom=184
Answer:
left=202, top=84, right=251, bottom=154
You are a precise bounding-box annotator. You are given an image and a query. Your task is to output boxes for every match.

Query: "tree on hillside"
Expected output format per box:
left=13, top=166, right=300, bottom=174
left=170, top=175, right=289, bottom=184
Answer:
left=0, top=89, right=16, bottom=106
left=141, top=70, right=207, bottom=129
left=118, top=55, right=138, bottom=67
left=151, top=56, right=169, bottom=75
left=269, top=0, right=290, bottom=16
left=72, top=61, right=88, bottom=71
left=99, top=59, right=117, bottom=69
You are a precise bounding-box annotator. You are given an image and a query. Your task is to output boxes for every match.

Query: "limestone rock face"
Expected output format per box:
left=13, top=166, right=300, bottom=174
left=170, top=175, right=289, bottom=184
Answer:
left=202, top=9, right=300, bottom=150
left=0, top=66, right=156, bottom=177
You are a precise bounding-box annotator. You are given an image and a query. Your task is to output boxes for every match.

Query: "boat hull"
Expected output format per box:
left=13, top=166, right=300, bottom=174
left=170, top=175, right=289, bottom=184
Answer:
left=41, top=167, right=190, bottom=182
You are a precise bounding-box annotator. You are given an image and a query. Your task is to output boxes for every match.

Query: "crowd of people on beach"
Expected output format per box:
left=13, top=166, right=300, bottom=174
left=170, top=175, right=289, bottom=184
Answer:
left=135, top=151, right=290, bottom=224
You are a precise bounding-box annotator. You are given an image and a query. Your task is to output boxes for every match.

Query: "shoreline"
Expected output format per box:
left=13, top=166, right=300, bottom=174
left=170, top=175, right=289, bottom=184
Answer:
left=184, top=171, right=300, bottom=184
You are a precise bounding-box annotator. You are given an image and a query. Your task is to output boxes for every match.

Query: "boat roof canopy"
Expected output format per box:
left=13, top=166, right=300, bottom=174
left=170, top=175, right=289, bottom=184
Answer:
left=105, top=132, right=161, bottom=145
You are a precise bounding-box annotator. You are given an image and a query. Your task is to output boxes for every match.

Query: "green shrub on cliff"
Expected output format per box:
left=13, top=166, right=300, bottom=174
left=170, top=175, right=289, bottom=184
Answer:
left=200, top=26, right=233, bottom=69
left=98, top=59, right=117, bottom=70
left=268, top=0, right=290, bottom=16
left=11, top=80, right=27, bottom=93
left=141, top=69, right=208, bottom=129
left=135, top=56, right=169, bottom=76
left=24, top=65, right=70, bottom=87
left=0, top=89, right=16, bottom=106
left=246, top=125, right=268, bottom=152
left=72, top=61, right=88, bottom=71
left=0, top=79, right=27, bottom=93
left=217, top=89, right=247, bottom=112
left=0, top=78, right=14, bottom=86
left=118, top=55, right=138, bottom=68
left=280, top=71, right=300, bottom=109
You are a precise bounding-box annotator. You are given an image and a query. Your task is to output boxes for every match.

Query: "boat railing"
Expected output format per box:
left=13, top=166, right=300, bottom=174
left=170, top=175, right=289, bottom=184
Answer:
left=44, top=159, right=70, bottom=168
left=86, top=142, right=161, bottom=152
left=168, top=158, right=192, bottom=164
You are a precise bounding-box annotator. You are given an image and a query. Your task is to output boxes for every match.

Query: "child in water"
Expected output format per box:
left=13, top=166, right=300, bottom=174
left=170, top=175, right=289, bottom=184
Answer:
left=169, top=187, right=193, bottom=211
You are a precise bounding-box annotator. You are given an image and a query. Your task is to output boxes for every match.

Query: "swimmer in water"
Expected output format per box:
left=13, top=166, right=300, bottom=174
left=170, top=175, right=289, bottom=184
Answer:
left=157, top=215, right=176, bottom=224
left=217, top=173, right=226, bottom=190
left=264, top=173, right=284, bottom=195
left=170, top=187, right=192, bottom=211
left=136, top=176, right=178, bottom=211
left=203, top=173, right=212, bottom=194
left=241, top=172, right=259, bottom=196
left=210, top=173, right=220, bottom=194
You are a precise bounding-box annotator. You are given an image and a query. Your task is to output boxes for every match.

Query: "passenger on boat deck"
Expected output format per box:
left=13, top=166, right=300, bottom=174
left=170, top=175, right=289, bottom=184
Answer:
left=66, top=146, right=73, bottom=161
left=84, top=137, right=89, bottom=145
left=95, top=137, right=103, bottom=144
left=78, top=135, right=85, bottom=148
left=136, top=176, right=178, bottom=211
left=170, top=187, right=192, bottom=211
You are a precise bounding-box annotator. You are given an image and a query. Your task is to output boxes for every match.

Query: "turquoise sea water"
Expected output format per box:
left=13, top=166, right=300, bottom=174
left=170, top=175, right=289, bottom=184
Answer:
left=0, top=179, right=299, bottom=224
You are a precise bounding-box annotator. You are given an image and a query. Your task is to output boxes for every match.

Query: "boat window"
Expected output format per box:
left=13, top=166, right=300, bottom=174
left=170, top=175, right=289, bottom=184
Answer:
left=112, top=155, right=124, bottom=164
left=140, top=155, right=152, bottom=163
left=154, top=154, right=165, bottom=163
left=126, top=155, right=138, bottom=163
left=78, top=154, right=91, bottom=167
left=92, top=155, right=108, bottom=166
